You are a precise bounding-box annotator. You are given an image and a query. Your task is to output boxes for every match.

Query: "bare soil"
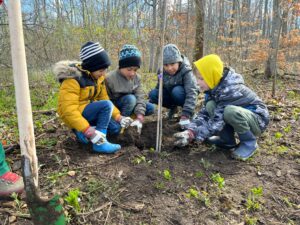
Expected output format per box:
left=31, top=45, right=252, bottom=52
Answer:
left=1, top=77, right=300, bottom=225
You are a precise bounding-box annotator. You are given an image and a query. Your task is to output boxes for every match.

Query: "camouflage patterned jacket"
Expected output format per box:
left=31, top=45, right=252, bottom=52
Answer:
left=187, top=68, right=269, bottom=142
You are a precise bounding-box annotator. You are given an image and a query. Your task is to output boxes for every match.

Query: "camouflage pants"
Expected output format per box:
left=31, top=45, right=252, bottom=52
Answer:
left=206, top=101, right=262, bottom=136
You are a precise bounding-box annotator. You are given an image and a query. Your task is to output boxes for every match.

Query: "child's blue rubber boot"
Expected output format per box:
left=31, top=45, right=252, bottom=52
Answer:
left=72, top=129, right=89, bottom=144
left=93, top=139, right=121, bottom=154
left=232, top=130, right=258, bottom=161
left=206, top=124, right=237, bottom=150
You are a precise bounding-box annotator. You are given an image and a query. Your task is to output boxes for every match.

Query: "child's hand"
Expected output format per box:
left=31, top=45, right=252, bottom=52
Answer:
left=173, top=130, right=194, bottom=147
left=130, top=120, right=143, bottom=135
left=120, top=116, right=134, bottom=128
left=84, top=127, right=106, bottom=144
left=179, top=116, right=191, bottom=130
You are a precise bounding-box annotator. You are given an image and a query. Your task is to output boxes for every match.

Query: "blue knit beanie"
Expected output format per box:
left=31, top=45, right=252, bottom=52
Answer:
left=119, top=44, right=141, bottom=69
left=80, top=41, right=111, bottom=72
left=163, top=44, right=183, bottom=65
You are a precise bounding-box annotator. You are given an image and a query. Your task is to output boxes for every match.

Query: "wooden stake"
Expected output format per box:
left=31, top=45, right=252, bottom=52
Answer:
left=7, top=0, right=38, bottom=186
left=156, top=0, right=168, bottom=153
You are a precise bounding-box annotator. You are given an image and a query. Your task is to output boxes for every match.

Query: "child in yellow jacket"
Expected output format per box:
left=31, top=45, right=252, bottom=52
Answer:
left=54, top=41, right=133, bottom=153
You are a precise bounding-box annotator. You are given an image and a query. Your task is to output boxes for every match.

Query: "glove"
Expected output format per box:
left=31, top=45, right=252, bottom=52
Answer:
left=173, top=130, right=195, bottom=147
left=179, top=115, right=191, bottom=130
left=130, top=120, right=143, bottom=135
left=119, top=116, right=134, bottom=128
left=83, top=126, right=106, bottom=144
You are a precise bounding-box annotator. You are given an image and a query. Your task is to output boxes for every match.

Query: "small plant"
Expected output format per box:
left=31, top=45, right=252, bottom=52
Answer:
left=245, top=215, right=258, bottom=225
left=246, top=187, right=263, bottom=211
left=149, top=147, right=155, bottom=153
left=200, top=191, right=210, bottom=207
left=186, top=188, right=199, bottom=199
left=287, top=90, right=296, bottom=99
left=292, top=108, right=300, bottom=120
left=163, top=169, right=172, bottom=180
left=11, top=192, right=22, bottom=209
left=276, top=145, right=288, bottom=155
left=132, top=155, right=146, bottom=165
left=283, top=124, right=291, bottom=133
left=64, top=188, right=81, bottom=213
left=154, top=181, right=165, bottom=190
left=186, top=188, right=210, bottom=206
left=195, top=171, right=204, bottom=178
left=47, top=170, right=69, bottom=184
left=211, top=173, right=225, bottom=189
left=274, top=132, right=283, bottom=139
left=199, top=158, right=212, bottom=169
left=282, top=196, right=296, bottom=208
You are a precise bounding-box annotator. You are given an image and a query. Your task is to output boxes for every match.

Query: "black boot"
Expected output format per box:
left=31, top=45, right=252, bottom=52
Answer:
left=206, top=124, right=237, bottom=149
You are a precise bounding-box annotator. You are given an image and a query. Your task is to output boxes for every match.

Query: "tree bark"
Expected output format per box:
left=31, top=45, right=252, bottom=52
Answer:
left=193, top=0, right=204, bottom=61
left=265, top=0, right=282, bottom=97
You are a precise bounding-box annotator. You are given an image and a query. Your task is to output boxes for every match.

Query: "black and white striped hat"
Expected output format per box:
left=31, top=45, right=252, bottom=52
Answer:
left=80, top=41, right=111, bottom=72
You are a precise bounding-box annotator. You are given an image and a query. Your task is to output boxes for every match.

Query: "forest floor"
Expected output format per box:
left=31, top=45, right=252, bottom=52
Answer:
left=0, top=71, right=299, bottom=225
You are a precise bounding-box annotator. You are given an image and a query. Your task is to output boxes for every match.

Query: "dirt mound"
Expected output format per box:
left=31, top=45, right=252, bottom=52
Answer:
left=108, top=119, right=182, bottom=151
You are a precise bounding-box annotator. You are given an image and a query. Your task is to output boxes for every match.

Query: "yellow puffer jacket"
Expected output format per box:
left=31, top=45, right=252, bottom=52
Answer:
left=53, top=61, right=121, bottom=132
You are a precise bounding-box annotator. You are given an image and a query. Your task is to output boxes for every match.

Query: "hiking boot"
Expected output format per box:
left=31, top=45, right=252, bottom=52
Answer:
left=232, top=130, right=258, bottom=161
left=93, top=138, right=121, bottom=154
left=0, top=171, right=24, bottom=196
left=206, top=124, right=237, bottom=149
left=72, top=129, right=89, bottom=144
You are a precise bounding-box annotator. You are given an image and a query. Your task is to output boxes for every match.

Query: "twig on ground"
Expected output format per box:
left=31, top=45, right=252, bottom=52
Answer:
left=42, top=117, right=57, bottom=125
left=104, top=202, right=112, bottom=225
left=32, top=109, right=56, bottom=115
left=77, top=202, right=111, bottom=217
left=0, top=208, right=31, bottom=219
left=35, top=133, right=46, bottom=140
left=4, top=144, right=19, bottom=154
left=72, top=152, right=124, bottom=170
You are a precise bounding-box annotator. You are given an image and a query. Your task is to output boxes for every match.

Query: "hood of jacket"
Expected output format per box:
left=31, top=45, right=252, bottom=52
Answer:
left=173, top=55, right=192, bottom=76
left=213, top=68, right=244, bottom=92
left=53, top=60, right=83, bottom=82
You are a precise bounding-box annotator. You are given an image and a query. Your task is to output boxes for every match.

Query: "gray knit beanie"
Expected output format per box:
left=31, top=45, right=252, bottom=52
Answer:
left=163, top=44, right=183, bottom=64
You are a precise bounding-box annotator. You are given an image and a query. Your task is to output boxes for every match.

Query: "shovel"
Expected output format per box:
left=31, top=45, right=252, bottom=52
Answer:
left=7, top=1, right=65, bottom=224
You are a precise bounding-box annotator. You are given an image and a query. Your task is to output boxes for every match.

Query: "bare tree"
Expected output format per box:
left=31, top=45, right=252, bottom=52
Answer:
left=264, top=0, right=282, bottom=97
left=193, top=0, right=204, bottom=61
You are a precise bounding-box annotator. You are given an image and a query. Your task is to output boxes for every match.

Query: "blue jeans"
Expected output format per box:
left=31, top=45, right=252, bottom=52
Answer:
left=82, top=100, right=113, bottom=132
left=149, top=86, right=185, bottom=109
left=108, top=94, right=155, bottom=135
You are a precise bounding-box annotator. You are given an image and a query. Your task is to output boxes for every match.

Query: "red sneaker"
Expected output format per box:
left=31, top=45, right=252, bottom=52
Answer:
left=0, top=172, right=24, bottom=196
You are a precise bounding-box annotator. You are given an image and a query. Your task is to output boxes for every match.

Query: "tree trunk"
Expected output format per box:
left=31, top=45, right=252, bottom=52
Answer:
left=262, top=0, right=269, bottom=38
left=264, top=0, right=282, bottom=97
left=281, top=9, right=288, bottom=37
left=193, top=0, right=204, bottom=61
left=149, top=0, right=157, bottom=72
left=154, top=0, right=167, bottom=72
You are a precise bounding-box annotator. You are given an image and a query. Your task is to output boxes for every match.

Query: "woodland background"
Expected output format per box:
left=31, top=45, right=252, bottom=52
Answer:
left=0, top=1, right=300, bottom=224
left=0, top=0, right=299, bottom=78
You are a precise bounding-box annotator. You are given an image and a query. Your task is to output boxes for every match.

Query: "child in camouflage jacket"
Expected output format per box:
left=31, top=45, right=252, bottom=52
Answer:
left=174, top=54, right=269, bottom=160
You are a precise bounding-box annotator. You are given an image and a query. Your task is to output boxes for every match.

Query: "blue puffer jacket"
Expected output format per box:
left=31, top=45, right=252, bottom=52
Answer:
left=187, top=67, right=269, bottom=142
